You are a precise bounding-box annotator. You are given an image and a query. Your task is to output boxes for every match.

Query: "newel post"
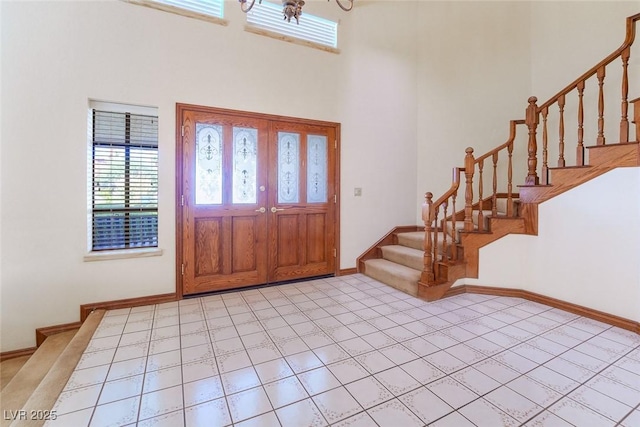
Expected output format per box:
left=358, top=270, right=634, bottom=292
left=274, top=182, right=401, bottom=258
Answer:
left=421, top=192, right=434, bottom=285
left=463, top=148, right=475, bottom=232
left=525, top=96, right=540, bottom=185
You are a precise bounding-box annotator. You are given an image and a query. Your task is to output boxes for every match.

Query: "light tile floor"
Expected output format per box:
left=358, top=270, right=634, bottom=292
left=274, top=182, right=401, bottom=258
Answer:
left=45, top=274, right=640, bottom=426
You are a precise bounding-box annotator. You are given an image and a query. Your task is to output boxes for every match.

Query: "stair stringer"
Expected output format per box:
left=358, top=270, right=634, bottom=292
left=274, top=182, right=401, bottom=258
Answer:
left=420, top=143, right=640, bottom=302
left=418, top=216, right=529, bottom=301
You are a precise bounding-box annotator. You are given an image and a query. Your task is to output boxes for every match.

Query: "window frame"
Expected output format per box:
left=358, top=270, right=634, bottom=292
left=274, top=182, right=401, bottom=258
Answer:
left=123, top=0, right=228, bottom=26
left=85, top=101, right=162, bottom=261
left=245, top=1, right=340, bottom=54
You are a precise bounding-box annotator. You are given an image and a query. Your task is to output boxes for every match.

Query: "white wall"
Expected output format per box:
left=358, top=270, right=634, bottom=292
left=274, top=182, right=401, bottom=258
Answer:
left=0, top=0, right=420, bottom=351
left=469, top=167, right=640, bottom=322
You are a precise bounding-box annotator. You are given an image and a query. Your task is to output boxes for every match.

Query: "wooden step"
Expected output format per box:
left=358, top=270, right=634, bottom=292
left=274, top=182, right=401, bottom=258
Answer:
left=587, top=142, right=640, bottom=166
left=1, top=310, right=105, bottom=427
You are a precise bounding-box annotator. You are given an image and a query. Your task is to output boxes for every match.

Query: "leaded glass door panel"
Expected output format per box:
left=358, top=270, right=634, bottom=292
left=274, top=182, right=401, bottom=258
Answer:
left=181, top=110, right=269, bottom=295
left=267, top=121, right=336, bottom=283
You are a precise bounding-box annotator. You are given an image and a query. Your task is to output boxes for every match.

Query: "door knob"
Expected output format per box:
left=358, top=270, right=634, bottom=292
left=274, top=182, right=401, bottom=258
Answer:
left=255, top=207, right=266, bottom=213
left=271, top=207, right=285, bottom=213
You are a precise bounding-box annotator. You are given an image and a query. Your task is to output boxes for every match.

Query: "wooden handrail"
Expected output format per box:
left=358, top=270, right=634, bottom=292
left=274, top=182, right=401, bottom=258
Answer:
left=431, top=167, right=464, bottom=208
left=525, top=13, right=640, bottom=183
left=422, top=120, right=525, bottom=284
left=474, top=120, right=526, bottom=163
left=538, top=13, right=640, bottom=111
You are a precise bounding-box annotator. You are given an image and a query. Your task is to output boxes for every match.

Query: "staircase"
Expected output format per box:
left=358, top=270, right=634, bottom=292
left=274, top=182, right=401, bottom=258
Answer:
left=0, top=311, right=104, bottom=427
left=359, top=13, right=640, bottom=301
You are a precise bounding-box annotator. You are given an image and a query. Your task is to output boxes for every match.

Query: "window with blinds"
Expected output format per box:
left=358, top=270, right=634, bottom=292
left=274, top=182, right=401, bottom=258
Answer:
left=90, top=107, right=159, bottom=251
left=149, top=0, right=223, bottom=18
left=247, top=1, right=338, bottom=49
left=125, top=0, right=226, bottom=24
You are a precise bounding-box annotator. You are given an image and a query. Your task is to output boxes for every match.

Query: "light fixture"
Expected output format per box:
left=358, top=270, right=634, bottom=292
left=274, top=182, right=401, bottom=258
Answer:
left=239, top=0, right=354, bottom=24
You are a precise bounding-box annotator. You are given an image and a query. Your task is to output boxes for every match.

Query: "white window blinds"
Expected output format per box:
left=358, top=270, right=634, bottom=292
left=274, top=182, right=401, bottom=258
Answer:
left=90, top=108, right=159, bottom=251
left=151, top=0, right=224, bottom=18
left=247, top=1, right=338, bottom=48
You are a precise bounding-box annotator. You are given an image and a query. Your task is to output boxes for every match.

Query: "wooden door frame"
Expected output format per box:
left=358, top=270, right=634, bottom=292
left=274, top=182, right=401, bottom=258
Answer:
left=175, top=103, right=341, bottom=297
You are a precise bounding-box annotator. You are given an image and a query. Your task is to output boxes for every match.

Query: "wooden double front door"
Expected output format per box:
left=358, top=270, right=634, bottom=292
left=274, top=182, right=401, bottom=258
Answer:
left=176, top=105, right=339, bottom=296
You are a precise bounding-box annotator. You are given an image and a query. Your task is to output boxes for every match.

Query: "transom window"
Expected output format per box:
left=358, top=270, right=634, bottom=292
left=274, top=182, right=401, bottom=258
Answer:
left=246, top=1, right=338, bottom=51
left=89, top=102, right=159, bottom=251
left=125, top=0, right=226, bottom=24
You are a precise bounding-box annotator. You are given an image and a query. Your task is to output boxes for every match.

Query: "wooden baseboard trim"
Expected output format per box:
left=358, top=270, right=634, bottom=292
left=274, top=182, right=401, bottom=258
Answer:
left=0, top=347, right=37, bottom=362
left=446, top=285, right=640, bottom=334
left=80, top=293, right=179, bottom=321
left=35, top=321, right=83, bottom=347
left=339, top=268, right=357, bottom=276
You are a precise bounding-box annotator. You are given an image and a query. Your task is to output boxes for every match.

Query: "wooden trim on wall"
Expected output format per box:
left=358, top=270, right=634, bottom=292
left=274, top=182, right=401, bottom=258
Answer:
left=35, top=322, right=83, bottom=347
left=339, top=268, right=357, bottom=276
left=0, top=347, right=37, bottom=362
left=80, top=293, right=178, bottom=321
left=446, top=285, right=640, bottom=334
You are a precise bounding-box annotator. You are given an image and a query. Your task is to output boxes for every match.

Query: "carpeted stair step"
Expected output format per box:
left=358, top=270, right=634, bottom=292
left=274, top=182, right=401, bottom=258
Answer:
left=363, top=258, right=421, bottom=296
left=1, top=356, right=30, bottom=391
left=0, top=330, right=78, bottom=427
left=1, top=310, right=105, bottom=427
left=380, top=245, right=424, bottom=270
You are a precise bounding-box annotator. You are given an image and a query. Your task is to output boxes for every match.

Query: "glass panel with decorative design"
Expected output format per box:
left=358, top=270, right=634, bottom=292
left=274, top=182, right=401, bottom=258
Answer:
left=232, top=127, right=258, bottom=204
left=195, top=123, right=223, bottom=205
left=307, top=135, right=328, bottom=203
left=277, top=132, right=300, bottom=204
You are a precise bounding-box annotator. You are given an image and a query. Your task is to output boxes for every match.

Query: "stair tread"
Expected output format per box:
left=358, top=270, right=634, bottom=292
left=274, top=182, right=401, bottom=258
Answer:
left=0, top=356, right=31, bottom=392
left=14, top=311, right=105, bottom=427
left=0, top=330, right=77, bottom=414
left=363, top=258, right=421, bottom=296
left=1, top=311, right=105, bottom=425
left=380, top=244, right=423, bottom=255
left=586, top=141, right=639, bottom=149
left=547, top=165, right=591, bottom=170
left=365, top=258, right=421, bottom=274
left=380, top=245, right=424, bottom=271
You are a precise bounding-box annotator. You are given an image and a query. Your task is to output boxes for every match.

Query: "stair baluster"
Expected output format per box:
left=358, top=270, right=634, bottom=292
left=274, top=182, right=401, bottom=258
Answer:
left=577, top=81, right=585, bottom=165
left=541, top=106, right=549, bottom=185
left=464, top=148, right=475, bottom=231
left=492, top=152, right=498, bottom=217
left=597, top=65, right=606, bottom=145
left=477, top=159, right=484, bottom=230
left=558, top=95, right=566, bottom=167
left=620, top=47, right=630, bottom=143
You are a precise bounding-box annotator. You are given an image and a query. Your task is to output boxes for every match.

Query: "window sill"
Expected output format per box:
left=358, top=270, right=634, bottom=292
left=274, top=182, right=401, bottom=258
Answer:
left=84, top=248, right=164, bottom=262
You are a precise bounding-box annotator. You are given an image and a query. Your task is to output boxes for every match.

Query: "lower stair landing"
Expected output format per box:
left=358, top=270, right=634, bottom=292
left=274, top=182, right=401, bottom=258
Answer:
left=0, top=311, right=104, bottom=427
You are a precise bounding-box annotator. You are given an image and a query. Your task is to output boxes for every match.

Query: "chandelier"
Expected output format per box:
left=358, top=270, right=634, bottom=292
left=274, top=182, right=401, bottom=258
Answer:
left=239, top=0, right=354, bottom=24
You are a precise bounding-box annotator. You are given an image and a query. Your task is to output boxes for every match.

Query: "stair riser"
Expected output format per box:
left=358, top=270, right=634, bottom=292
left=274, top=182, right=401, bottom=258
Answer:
left=380, top=248, right=424, bottom=271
